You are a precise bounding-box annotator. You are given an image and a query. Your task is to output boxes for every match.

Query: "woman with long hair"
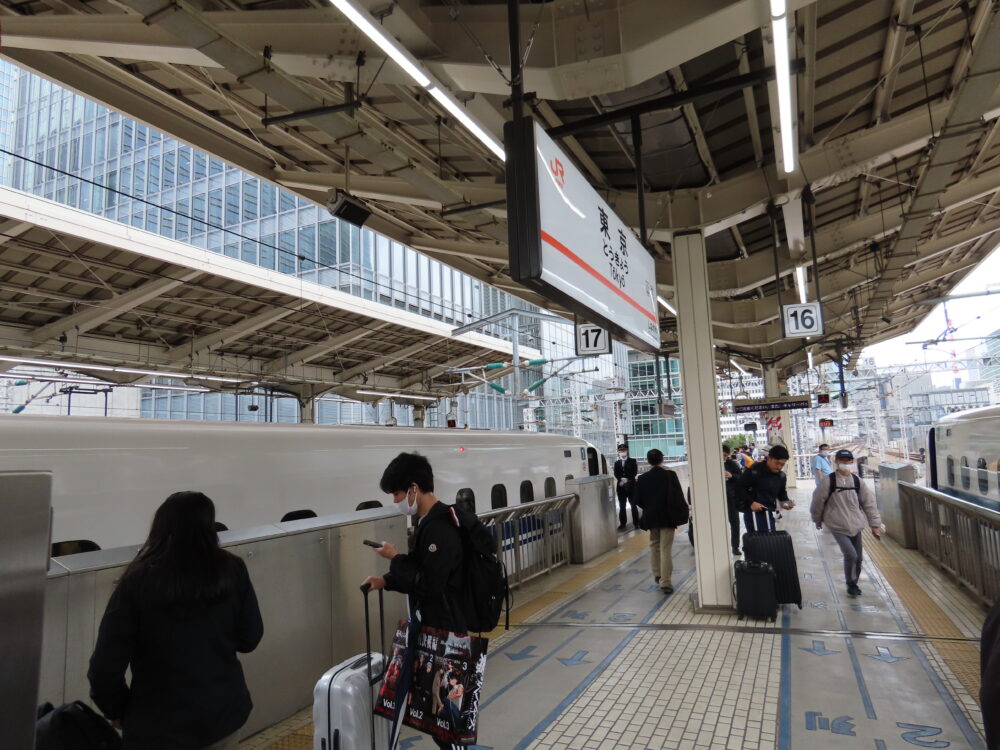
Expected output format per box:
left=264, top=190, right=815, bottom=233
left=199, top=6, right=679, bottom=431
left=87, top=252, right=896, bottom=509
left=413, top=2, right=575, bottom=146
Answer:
left=88, top=491, right=264, bottom=750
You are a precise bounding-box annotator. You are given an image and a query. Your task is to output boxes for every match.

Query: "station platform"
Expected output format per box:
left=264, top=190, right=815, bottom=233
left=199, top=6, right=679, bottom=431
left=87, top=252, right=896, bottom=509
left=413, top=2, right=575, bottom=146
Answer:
left=240, top=485, right=988, bottom=750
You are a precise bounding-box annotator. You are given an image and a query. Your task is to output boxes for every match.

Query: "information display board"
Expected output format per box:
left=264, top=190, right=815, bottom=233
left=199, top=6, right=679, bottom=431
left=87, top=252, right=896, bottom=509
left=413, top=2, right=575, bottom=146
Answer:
left=505, top=117, right=660, bottom=352
left=732, top=395, right=811, bottom=414
left=819, top=418, right=835, bottom=427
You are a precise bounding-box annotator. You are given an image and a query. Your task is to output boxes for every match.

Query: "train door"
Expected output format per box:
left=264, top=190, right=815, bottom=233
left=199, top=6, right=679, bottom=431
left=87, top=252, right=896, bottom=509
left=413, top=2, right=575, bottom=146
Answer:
left=927, top=427, right=937, bottom=490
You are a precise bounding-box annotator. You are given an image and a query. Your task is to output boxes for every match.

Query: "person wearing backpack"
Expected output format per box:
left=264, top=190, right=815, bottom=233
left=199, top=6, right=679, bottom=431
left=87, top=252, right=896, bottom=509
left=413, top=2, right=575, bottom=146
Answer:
left=810, top=449, right=882, bottom=597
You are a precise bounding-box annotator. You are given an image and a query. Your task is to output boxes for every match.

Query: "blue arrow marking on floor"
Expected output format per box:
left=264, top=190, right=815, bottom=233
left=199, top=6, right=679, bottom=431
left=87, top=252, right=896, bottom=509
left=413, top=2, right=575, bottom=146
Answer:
left=801, top=640, right=840, bottom=656
left=604, top=583, right=623, bottom=592
left=561, top=609, right=589, bottom=620
left=398, top=739, right=422, bottom=749
left=868, top=646, right=908, bottom=663
left=608, top=612, right=635, bottom=622
left=505, top=646, right=538, bottom=661
left=830, top=716, right=856, bottom=736
left=557, top=650, right=592, bottom=667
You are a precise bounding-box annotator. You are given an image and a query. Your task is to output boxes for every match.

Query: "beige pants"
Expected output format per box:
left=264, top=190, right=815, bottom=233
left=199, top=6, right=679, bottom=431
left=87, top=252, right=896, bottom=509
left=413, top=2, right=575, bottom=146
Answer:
left=649, top=527, right=676, bottom=588
left=204, top=732, right=239, bottom=750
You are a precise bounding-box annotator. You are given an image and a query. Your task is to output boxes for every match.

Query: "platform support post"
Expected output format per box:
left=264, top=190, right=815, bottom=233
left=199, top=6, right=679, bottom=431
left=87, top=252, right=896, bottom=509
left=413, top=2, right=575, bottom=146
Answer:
left=672, top=231, right=734, bottom=611
left=298, top=395, right=316, bottom=424
left=763, top=367, right=797, bottom=488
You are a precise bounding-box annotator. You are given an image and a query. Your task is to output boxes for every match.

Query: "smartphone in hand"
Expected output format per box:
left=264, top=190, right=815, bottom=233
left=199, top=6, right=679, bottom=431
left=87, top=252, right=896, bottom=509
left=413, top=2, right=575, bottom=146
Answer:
left=363, top=539, right=382, bottom=548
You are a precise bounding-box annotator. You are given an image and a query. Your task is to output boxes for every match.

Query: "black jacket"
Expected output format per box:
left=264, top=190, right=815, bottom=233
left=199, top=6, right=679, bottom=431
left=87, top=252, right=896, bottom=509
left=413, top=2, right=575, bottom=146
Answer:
left=614, top=457, right=638, bottom=490
left=384, top=501, right=468, bottom=632
left=736, top=461, right=790, bottom=512
left=724, top=459, right=743, bottom=504
left=983, top=600, right=1000, bottom=750
left=88, top=555, right=263, bottom=750
left=634, top=466, right=688, bottom=529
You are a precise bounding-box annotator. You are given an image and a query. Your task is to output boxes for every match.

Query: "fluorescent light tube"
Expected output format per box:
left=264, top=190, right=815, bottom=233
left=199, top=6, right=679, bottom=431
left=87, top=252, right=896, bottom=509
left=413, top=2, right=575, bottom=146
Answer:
left=656, top=296, right=677, bottom=315
left=428, top=87, right=506, bottom=161
left=330, top=0, right=431, bottom=87
left=729, top=358, right=750, bottom=376
left=770, top=4, right=796, bottom=174
left=807, top=351, right=814, bottom=371
left=794, top=265, right=808, bottom=304
left=356, top=388, right=439, bottom=401
left=0, top=356, right=244, bottom=383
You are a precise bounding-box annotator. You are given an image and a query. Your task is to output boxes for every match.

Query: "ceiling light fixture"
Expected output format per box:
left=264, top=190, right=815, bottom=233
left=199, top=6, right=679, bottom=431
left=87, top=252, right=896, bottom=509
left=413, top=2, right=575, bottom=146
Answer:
left=807, top=351, right=814, bottom=371
left=656, top=296, right=677, bottom=316
left=330, top=0, right=430, bottom=87
left=0, top=356, right=245, bottom=383
left=330, top=0, right=505, bottom=162
left=794, top=265, right=808, bottom=304
left=356, top=388, right=439, bottom=401
left=770, top=0, right=796, bottom=173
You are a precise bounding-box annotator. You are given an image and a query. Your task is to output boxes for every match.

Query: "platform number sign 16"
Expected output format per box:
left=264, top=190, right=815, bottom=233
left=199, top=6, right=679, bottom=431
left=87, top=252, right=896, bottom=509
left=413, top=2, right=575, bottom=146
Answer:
left=782, top=302, right=824, bottom=338
left=575, top=322, right=612, bottom=356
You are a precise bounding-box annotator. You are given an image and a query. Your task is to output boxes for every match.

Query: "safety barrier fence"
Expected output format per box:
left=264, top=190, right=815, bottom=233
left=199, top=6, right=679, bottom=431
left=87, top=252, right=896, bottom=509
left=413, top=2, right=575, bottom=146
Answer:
left=899, top=482, right=1000, bottom=607
left=478, top=493, right=578, bottom=589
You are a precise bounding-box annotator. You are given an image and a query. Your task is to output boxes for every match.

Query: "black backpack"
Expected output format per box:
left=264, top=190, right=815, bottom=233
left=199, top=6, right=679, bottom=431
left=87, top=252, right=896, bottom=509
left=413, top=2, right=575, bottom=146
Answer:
left=36, top=701, right=122, bottom=750
left=826, top=473, right=861, bottom=502
left=451, top=505, right=511, bottom=632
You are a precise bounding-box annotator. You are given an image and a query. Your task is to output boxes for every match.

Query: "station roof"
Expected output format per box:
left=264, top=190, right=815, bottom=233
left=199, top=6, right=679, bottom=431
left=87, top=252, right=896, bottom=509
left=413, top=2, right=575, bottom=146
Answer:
left=1, top=0, right=999, bottom=375
left=0, top=186, right=536, bottom=400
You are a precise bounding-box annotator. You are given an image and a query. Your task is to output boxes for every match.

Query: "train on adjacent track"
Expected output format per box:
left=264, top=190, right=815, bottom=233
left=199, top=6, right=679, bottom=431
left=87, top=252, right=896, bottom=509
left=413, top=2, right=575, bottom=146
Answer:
left=0, top=414, right=606, bottom=551
left=927, top=404, right=1000, bottom=511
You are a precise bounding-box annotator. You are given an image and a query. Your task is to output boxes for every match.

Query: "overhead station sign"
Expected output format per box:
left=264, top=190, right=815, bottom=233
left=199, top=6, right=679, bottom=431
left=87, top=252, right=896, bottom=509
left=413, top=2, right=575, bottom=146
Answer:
left=505, top=118, right=660, bottom=353
left=732, top=395, right=811, bottom=414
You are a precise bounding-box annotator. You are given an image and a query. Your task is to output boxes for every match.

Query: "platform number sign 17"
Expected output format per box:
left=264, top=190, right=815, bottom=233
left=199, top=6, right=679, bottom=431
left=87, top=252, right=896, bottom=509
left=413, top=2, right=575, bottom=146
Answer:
left=575, top=322, right=612, bottom=356
left=782, top=302, right=824, bottom=338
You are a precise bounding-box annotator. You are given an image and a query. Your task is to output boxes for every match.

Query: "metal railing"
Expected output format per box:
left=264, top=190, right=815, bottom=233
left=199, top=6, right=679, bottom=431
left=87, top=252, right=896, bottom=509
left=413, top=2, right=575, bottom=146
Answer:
left=899, top=481, right=1000, bottom=607
left=478, top=493, right=578, bottom=589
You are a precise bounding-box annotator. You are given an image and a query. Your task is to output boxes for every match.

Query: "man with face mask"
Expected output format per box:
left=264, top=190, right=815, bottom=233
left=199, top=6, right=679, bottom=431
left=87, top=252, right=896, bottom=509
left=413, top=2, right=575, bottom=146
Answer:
left=811, top=444, right=833, bottom=487
left=810, top=449, right=882, bottom=597
left=613, top=443, right=640, bottom=531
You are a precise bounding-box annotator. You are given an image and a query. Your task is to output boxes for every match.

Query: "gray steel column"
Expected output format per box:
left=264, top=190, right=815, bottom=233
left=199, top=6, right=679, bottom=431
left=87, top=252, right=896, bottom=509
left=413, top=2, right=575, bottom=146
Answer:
left=299, top=396, right=316, bottom=424
left=672, top=232, right=733, bottom=610
left=763, top=367, right=797, bottom=488
left=0, top=471, right=53, bottom=748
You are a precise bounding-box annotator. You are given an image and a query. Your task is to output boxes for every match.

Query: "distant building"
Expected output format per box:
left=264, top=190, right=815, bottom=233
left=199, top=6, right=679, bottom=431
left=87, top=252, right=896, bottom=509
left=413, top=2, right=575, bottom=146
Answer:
left=982, top=329, right=1000, bottom=403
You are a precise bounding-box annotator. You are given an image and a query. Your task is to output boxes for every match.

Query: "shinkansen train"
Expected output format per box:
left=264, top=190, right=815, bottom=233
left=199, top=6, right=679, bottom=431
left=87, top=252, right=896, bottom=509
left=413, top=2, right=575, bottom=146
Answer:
left=0, top=414, right=606, bottom=551
left=927, top=404, right=1000, bottom=511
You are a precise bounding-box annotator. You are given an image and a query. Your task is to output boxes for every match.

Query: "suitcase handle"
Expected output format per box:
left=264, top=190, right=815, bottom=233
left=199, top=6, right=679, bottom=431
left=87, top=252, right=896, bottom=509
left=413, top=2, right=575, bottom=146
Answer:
left=360, top=584, right=386, bottom=750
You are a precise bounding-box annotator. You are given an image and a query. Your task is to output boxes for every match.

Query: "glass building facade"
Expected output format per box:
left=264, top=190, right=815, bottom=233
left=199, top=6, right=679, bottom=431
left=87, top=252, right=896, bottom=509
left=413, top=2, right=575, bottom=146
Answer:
left=0, top=60, right=632, bottom=453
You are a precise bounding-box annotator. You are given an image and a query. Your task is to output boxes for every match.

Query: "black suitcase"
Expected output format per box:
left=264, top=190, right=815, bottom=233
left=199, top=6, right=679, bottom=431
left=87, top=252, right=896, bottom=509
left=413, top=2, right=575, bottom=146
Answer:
left=36, top=701, right=122, bottom=750
left=734, top=560, right=778, bottom=621
left=742, top=529, right=803, bottom=608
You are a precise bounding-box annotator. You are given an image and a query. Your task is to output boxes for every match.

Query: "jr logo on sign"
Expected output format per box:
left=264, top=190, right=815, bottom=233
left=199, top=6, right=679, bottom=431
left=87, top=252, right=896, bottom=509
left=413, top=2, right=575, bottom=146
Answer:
left=549, top=158, right=565, bottom=189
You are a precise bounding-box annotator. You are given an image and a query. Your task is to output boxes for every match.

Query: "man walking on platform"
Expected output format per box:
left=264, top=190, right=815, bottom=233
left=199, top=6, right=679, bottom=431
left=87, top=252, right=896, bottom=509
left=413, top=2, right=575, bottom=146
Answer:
left=810, top=449, right=882, bottom=597
left=613, top=443, right=639, bottom=530
left=723, top=446, right=743, bottom=556
left=737, top=445, right=792, bottom=532
left=634, top=449, right=688, bottom=594
left=811, top=444, right=833, bottom=487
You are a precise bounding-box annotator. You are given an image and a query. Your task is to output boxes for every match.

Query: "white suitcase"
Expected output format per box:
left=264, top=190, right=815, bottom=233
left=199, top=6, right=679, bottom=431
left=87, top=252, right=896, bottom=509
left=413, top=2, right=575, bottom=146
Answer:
left=313, top=587, right=390, bottom=750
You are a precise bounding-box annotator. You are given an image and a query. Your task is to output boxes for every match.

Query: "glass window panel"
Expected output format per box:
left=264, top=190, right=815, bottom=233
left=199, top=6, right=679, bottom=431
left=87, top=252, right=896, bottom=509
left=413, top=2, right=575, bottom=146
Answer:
left=243, top=180, right=258, bottom=221
left=298, top=226, right=316, bottom=271
left=278, top=230, right=296, bottom=274
left=260, top=234, right=276, bottom=269
left=318, top=221, right=337, bottom=266
left=225, top=184, right=240, bottom=225
left=338, top=221, right=350, bottom=264
left=147, top=156, right=160, bottom=192
left=278, top=189, right=296, bottom=213
left=163, top=150, right=176, bottom=190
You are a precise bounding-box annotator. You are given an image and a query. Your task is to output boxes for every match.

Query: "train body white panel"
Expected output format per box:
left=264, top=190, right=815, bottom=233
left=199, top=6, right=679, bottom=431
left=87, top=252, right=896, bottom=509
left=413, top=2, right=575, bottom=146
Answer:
left=930, top=405, right=1000, bottom=510
left=0, top=414, right=595, bottom=549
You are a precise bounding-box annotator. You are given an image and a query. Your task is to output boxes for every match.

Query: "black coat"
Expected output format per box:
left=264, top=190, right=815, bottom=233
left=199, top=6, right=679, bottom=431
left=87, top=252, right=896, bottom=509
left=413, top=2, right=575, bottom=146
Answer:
left=384, top=501, right=468, bottom=632
left=736, top=461, right=790, bottom=512
left=88, top=555, right=263, bottom=750
left=614, top=457, right=638, bottom=491
left=634, top=466, right=688, bottom=529
left=983, top=600, right=1000, bottom=750
left=724, top=459, right=743, bottom=504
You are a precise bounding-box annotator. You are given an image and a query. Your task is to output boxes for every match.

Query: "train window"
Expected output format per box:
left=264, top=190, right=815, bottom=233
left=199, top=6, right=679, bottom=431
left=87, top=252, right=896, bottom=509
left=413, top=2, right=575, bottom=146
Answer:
left=491, top=484, right=508, bottom=509
left=563, top=450, right=572, bottom=458
left=356, top=500, right=383, bottom=510
left=586, top=447, right=599, bottom=476
left=520, top=480, right=535, bottom=504
left=544, top=477, right=557, bottom=498
left=960, top=456, right=971, bottom=490
left=946, top=456, right=955, bottom=486
left=281, top=509, right=317, bottom=522
left=51, top=539, right=100, bottom=557
left=456, top=488, right=476, bottom=515
left=977, top=458, right=989, bottom=495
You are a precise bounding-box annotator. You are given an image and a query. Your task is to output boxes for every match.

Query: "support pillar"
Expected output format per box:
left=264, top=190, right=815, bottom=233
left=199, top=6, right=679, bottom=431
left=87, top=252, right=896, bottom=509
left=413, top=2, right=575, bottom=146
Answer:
left=763, top=367, right=797, bottom=488
left=673, top=232, right=733, bottom=611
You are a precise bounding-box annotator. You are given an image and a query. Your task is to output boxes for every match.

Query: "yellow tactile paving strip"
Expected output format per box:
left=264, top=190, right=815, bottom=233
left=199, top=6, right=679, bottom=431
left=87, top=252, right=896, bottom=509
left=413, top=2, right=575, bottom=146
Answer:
left=241, top=533, right=651, bottom=749
left=864, top=529, right=982, bottom=705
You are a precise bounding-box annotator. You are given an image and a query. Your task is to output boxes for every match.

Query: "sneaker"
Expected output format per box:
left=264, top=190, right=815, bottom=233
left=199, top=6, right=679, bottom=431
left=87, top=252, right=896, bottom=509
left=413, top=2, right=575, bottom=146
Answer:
left=847, top=584, right=861, bottom=597
left=661, top=585, right=674, bottom=594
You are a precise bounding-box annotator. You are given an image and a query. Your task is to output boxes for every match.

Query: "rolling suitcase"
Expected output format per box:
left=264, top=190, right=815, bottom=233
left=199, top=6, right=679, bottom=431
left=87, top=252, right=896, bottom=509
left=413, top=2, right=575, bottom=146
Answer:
left=313, top=588, right=390, bottom=750
left=734, top=560, right=778, bottom=621
left=742, top=527, right=802, bottom=608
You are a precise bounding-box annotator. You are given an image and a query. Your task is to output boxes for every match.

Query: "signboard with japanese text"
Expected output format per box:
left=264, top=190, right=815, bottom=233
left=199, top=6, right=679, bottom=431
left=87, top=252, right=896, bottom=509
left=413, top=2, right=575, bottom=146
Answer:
left=732, top=395, right=811, bottom=414
left=505, top=117, right=660, bottom=352
left=575, top=321, right=612, bottom=356
left=782, top=301, right=824, bottom=338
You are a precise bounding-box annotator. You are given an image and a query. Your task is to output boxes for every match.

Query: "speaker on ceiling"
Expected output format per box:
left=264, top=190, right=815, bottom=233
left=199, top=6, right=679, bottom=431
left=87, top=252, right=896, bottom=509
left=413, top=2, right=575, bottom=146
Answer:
left=326, top=189, right=372, bottom=227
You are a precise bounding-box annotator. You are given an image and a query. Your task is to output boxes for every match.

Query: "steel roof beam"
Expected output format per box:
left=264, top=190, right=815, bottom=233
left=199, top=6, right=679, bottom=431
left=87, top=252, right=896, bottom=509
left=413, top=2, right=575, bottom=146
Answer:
left=261, top=322, right=391, bottom=375
left=335, top=340, right=438, bottom=383
left=30, top=270, right=202, bottom=344
left=396, top=353, right=483, bottom=391
left=164, top=302, right=308, bottom=363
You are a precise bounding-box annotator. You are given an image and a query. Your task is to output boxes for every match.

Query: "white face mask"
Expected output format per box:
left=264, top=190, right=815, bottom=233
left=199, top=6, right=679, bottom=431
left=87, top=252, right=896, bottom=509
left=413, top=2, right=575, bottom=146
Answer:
left=836, top=463, right=853, bottom=474
left=618, top=452, right=627, bottom=459
left=820, top=450, right=829, bottom=457
left=396, top=488, right=419, bottom=517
